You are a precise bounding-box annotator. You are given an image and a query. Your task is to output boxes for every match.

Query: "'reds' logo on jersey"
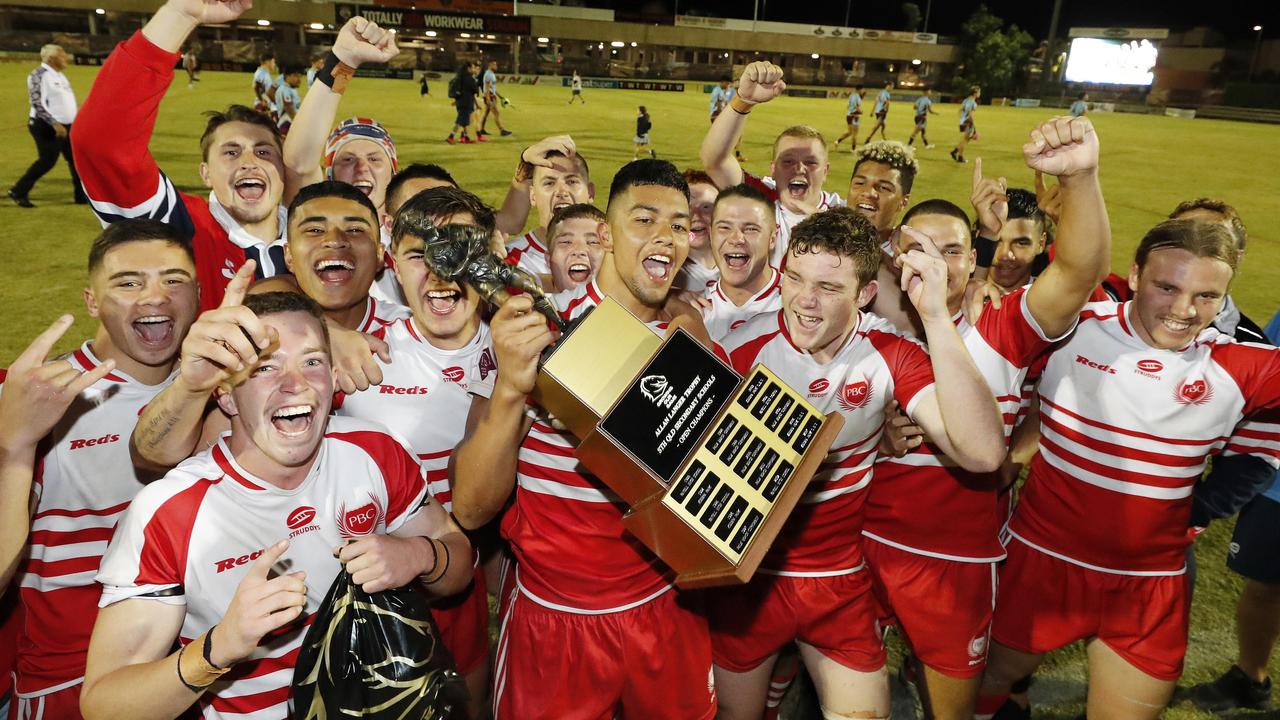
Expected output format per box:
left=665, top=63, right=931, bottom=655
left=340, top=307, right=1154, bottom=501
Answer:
left=337, top=493, right=385, bottom=536
left=837, top=380, right=873, bottom=411
left=1174, top=378, right=1213, bottom=406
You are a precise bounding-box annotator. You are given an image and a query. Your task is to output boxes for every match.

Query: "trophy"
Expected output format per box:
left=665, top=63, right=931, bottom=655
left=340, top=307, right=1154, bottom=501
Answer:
left=424, top=224, right=844, bottom=588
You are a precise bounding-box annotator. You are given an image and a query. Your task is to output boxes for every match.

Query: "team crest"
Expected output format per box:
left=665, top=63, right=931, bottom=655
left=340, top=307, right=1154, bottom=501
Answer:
left=442, top=366, right=466, bottom=383
left=1174, top=378, right=1213, bottom=406
left=478, top=347, right=496, bottom=380
left=337, top=493, right=385, bottom=537
left=837, top=379, right=873, bottom=411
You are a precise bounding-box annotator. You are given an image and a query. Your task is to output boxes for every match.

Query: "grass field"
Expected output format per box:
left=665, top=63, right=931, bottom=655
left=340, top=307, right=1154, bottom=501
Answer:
left=1, top=62, right=1279, bottom=717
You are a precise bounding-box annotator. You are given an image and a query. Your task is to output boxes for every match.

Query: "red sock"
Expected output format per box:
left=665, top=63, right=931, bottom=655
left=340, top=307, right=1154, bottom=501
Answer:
left=762, top=660, right=801, bottom=719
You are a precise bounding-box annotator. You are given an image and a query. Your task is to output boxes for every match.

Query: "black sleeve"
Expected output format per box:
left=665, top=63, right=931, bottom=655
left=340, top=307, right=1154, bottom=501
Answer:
left=1191, top=453, right=1278, bottom=527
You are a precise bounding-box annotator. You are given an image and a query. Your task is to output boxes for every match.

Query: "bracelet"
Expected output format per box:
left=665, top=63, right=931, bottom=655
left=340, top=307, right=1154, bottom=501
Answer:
left=730, top=94, right=755, bottom=115
left=314, top=52, right=356, bottom=94
left=176, top=643, right=203, bottom=694
left=424, top=539, right=450, bottom=585
left=974, top=234, right=997, bottom=267
left=418, top=537, right=441, bottom=581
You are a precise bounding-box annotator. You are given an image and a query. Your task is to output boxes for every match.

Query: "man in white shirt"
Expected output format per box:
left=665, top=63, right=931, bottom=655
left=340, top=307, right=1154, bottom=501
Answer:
left=9, top=44, right=85, bottom=208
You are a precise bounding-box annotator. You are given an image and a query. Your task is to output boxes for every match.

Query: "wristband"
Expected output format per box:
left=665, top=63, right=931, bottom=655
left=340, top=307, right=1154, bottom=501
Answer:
left=176, top=628, right=230, bottom=692
left=314, top=52, right=356, bottom=95
left=418, top=537, right=441, bottom=581
left=730, top=94, right=755, bottom=115
left=176, top=643, right=203, bottom=693
left=974, top=234, right=997, bottom=267
left=204, top=625, right=227, bottom=670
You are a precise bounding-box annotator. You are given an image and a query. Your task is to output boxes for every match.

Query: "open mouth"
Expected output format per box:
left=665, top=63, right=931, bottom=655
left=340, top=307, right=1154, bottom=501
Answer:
left=314, top=258, right=355, bottom=285
left=271, top=404, right=315, bottom=436
left=132, top=315, right=174, bottom=346
left=785, top=179, right=809, bottom=199
left=1161, top=317, right=1192, bottom=334
left=854, top=201, right=878, bottom=217
left=552, top=200, right=573, bottom=212
left=567, top=262, right=592, bottom=284
left=234, top=177, right=267, bottom=202
left=352, top=180, right=374, bottom=196
left=425, top=288, right=461, bottom=315
left=641, top=254, right=672, bottom=282
left=794, top=311, right=822, bottom=330
left=723, top=252, right=750, bottom=270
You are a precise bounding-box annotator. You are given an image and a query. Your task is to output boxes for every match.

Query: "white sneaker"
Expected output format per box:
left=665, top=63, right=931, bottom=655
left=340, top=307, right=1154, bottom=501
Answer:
left=926, top=144, right=936, bottom=149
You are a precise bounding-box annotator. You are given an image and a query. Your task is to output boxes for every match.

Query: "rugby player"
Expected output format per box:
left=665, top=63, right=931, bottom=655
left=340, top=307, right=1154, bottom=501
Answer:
left=861, top=81, right=893, bottom=145
left=0, top=220, right=200, bottom=718
left=863, top=115, right=1110, bottom=720
left=676, top=170, right=721, bottom=294
left=832, top=85, right=864, bottom=150
left=544, top=203, right=606, bottom=293
left=699, top=183, right=780, bottom=341
left=503, top=140, right=595, bottom=279
left=335, top=187, right=500, bottom=718
left=700, top=61, right=845, bottom=267
left=976, top=218, right=1280, bottom=719
left=81, top=291, right=472, bottom=720
left=73, top=0, right=291, bottom=311
left=950, top=86, right=981, bottom=163
left=906, top=88, right=939, bottom=148
left=710, top=205, right=1006, bottom=720
left=451, top=159, right=717, bottom=719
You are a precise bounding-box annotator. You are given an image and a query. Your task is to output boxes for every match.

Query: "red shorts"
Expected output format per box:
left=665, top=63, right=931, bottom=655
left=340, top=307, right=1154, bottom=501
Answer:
left=992, top=538, right=1190, bottom=681
left=9, top=682, right=80, bottom=720
left=864, top=539, right=996, bottom=678
left=709, top=571, right=885, bottom=673
left=493, top=588, right=715, bottom=720
left=430, top=564, right=488, bottom=675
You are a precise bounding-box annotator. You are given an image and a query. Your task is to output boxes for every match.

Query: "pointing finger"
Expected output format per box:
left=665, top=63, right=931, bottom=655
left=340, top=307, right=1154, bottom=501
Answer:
left=248, top=540, right=290, bottom=582
left=219, top=261, right=257, bottom=309
left=972, top=157, right=983, bottom=190
left=16, top=314, right=74, bottom=370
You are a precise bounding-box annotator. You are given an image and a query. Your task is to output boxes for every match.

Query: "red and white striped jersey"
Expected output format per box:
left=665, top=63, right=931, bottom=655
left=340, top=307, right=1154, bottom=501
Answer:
left=355, top=295, right=410, bottom=334
left=503, top=280, right=676, bottom=612
left=337, top=319, right=495, bottom=512
left=742, top=172, right=845, bottom=269
left=864, top=289, right=1065, bottom=562
left=504, top=231, right=549, bottom=278
left=95, top=416, right=430, bottom=720
left=368, top=227, right=408, bottom=307
left=720, top=310, right=935, bottom=575
left=1009, top=300, right=1280, bottom=575
left=7, top=342, right=172, bottom=696
left=700, top=269, right=782, bottom=341
left=676, top=258, right=719, bottom=294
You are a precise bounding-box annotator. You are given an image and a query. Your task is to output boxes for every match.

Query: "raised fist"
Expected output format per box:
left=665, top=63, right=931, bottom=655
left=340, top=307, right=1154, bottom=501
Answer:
left=736, top=62, right=786, bottom=106
left=332, top=16, right=399, bottom=68
left=1023, top=116, right=1099, bottom=178
left=164, top=0, right=254, bottom=27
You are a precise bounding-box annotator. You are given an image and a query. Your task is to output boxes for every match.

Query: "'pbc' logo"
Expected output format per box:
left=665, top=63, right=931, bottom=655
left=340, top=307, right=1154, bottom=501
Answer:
left=1174, top=378, right=1213, bottom=406
left=337, top=493, right=385, bottom=537
left=837, top=380, right=873, bottom=411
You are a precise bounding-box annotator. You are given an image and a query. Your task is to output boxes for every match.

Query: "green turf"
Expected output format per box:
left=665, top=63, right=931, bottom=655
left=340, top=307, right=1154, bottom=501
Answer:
left=1, top=64, right=1279, bottom=716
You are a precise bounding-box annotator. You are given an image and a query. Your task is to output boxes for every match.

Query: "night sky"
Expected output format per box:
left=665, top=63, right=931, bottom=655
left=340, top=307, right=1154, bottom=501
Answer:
left=584, top=0, right=1273, bottom=43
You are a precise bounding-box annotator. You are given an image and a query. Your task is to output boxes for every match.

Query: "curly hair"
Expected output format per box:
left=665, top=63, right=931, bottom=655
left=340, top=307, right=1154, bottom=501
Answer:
left=853, top=141, right=919, bottom=194
left=787, top=206, right=881, bottom=287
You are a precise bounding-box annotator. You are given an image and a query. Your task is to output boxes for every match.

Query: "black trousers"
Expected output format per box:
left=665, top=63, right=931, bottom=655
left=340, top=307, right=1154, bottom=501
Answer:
left=11, top=118, right=85, bottom=200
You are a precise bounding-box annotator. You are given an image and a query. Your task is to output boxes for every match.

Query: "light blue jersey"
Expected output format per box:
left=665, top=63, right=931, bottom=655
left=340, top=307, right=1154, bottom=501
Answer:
left=483, top=68, right=497, bottom=96
left=914, top=95, right=933, bottom=116
left=252, top=66, right=273, bottom=102
left=847, top=92, right=862, bottom=115
left=1070, top=100, right=1088, bottom=117
left=710, top=85, right=733, bottom=114
left=960, top=96, right=977, bottom=124
left=874, top=88, right=891, bottom=114
left=274, top=84, right=300, bottom=126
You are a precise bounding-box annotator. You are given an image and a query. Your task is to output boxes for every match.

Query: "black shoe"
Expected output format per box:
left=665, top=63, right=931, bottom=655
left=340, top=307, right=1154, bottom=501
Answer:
left=1187, top=666, right=1273, bottom=712
left=949, top=149, right=959, bottom=161
left=650, top=150, right=656, bottom=158
left=8, top=189, right=33, bottom=208
left=500, top=129, right=513, bottom=136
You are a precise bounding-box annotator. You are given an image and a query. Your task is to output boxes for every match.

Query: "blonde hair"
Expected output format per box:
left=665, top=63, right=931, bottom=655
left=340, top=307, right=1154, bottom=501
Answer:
left=1135, top=219, right=1239, bottom=273
left=39, top=45, right=63, bottom=63
left=771, top=125, right=827, bottom=159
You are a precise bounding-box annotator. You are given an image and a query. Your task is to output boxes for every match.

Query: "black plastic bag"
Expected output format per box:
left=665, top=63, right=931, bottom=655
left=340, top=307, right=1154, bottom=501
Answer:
left=291, top=570, right=467, bottom=719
